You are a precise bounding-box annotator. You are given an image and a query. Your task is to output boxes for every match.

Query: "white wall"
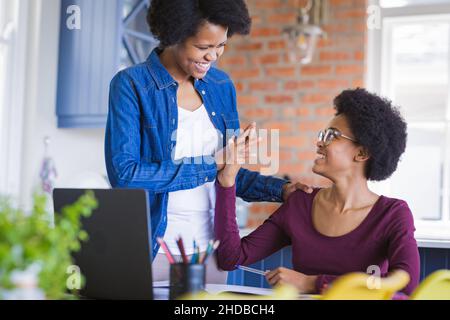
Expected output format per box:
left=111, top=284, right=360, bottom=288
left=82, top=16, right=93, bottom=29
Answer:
left=19, top=0, right=108, bottom=210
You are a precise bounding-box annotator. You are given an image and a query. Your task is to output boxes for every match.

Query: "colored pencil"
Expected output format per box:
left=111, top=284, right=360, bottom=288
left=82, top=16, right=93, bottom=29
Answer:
left=203, top=240, right=220, bottom=264
left=236, top=265, right=268, bottom=276
left=176, top=236, right=189, bottom=264
left=199, top=240, right=213, bottom=264
left=157, top=238, right=176, bottom=264
left=191, top=240, right=198, bottom=264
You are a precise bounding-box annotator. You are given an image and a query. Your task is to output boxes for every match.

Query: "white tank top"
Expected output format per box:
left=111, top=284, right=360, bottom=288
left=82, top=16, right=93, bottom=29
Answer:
left=159, top=104, right=221, bottom=255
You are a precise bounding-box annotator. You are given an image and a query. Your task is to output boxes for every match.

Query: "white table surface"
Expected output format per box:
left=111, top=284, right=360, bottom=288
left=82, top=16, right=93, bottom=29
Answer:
left=153, top=282, right=273, bottom=300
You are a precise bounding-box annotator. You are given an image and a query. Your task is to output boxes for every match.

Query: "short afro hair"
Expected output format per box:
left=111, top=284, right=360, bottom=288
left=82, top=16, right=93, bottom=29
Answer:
left=148, top=0, right=252, bottom=48
left=334, top=88, right=407, bottom=181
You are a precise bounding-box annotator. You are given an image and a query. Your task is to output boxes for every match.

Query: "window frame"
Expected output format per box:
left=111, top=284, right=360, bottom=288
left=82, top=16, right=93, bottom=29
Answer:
left=0, top=0, right=28, bottom=200
left=367, top=0, right=450, bottom=240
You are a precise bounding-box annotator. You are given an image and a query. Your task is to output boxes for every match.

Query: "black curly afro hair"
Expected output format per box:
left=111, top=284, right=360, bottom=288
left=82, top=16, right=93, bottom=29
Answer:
left=148, top=0, right=252, bottom=48
left=334, top=88, right=408, bottom=181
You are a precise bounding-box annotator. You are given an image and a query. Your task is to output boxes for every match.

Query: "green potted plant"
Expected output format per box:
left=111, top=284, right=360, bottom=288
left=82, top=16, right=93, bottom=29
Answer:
left=0, top=191, right=97, bottom=300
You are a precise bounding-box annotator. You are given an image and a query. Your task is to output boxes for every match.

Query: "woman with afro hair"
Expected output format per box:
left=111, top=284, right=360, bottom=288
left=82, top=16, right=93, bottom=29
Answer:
left=215, top=88, right=420, bottom=296
left=105, top=0, right=310, bottom=284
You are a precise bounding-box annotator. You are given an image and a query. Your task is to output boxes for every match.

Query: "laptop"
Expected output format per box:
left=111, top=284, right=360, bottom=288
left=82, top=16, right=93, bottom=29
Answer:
left=53, top=188, right=153, bottom=300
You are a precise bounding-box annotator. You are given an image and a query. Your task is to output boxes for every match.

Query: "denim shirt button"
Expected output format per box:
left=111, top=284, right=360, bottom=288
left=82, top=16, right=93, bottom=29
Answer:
left=212, top=112, right=216, bottom=117
left=205, top=177, right=209, bottom=182
left=202, top=90, right=206, bottom=95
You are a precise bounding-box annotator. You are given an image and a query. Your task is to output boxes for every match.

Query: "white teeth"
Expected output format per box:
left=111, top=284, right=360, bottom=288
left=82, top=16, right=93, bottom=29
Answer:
left=195, top=62, right=210, bottom=68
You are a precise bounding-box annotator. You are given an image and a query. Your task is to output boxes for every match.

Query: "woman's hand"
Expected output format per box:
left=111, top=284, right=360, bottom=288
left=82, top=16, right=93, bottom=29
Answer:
left=282, top=182, right=314, bottom=201
left=217, top=123, right=259, bottom=188
left=265, top=267, right=317, bottom=294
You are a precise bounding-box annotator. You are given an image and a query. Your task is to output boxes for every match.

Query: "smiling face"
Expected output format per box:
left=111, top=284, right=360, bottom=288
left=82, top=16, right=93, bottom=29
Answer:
left=312, top=114, right=368, bottom=181
left=173, top=21, right=228, bottom=80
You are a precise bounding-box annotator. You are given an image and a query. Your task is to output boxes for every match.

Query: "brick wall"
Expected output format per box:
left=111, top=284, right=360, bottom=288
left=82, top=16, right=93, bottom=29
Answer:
left=217, top=0, right=368, bottom=228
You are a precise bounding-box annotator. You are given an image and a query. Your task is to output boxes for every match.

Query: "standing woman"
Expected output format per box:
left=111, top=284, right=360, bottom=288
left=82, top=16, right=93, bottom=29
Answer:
left=105, top=0, right=308, bottom=284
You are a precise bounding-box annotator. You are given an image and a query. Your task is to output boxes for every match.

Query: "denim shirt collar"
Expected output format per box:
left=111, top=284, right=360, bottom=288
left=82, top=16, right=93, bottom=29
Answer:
left=146, top=48, right=210, bottom=90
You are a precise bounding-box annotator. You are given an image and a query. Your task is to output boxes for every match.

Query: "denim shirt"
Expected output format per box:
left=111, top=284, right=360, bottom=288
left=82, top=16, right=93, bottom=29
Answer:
left=105, top=49, right=287, bottom=259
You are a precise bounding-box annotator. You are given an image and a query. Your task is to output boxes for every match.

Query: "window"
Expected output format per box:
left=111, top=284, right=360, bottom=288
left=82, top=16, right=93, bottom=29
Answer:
left=0, top=0, right=27, bottom=199
left=368, top=0, right=450, bottom=240
left=0, top=0, right=18, bottom=195
left=380, top=0, right=450, bottom=8
left=120, top=0, right=159, bottom=69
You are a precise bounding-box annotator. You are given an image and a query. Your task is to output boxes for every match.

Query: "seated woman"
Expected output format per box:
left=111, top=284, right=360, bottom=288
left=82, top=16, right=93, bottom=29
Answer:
left=214, top=88, right=420, bottom=295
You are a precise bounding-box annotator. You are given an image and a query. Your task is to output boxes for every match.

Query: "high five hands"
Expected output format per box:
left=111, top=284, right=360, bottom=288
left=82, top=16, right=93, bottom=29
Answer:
left=216, top=123, right=313, bottom=200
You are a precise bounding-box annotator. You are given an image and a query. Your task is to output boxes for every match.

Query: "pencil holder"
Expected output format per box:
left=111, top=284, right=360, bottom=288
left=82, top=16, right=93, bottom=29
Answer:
left=169, top=263, right=206, bottom=300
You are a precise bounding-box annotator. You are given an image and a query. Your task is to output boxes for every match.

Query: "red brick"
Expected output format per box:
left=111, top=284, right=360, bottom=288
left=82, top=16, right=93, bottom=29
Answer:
left=319, top=51, right=351, bottom=61
left=330, top=0, right=353, bottom=6
left=354, top=50, right=365, bottom=61
left=254, top=0, right=287, bottom=9
left=317, top=38, right=333, bottom=48
left=280, top=150, right=294, bottom=161
left=353, top=22, right=369, bottom=33
left=252, top=53, right=280, bottom=65
left=284, top=80, right=315, bottom=91
left=318, top=79, right=350, bottom=89
left=336, top=9, right=367, bottom=19
left=235, top=42, right=263, bottom=51
left=278, top=164, right=307, bottom=176
left=249, top=81, right=278, bottom=91
left=266, top=67, right=296, bottom=78
left=238, top=95, right=259, bottom=106
left=246, top=216, right=264, bottom=229
left=336, top=65, right=364, bottom=75
left=301, top=94, right=331, bottom=104
left=251, top=27, right=281, bottom=38
left=299, top=121, right=328, bottom=132
left=266, top=150, right=293, bottom=163
left=298, top=151, right=318, bottom=161
left=334, top=35, right=366, bottom=48
left=267, top=13, right=297, bottom=24
left=234, top=82, right=245, bottom=92
left=218, top=56, right=246, bottom=66
left=213, top=0, right=367, bottom=194
left=287, top=0, right=311, bottom=7
left=268, top=40, right=287, bottom=50
left=240, top=108, right=274, bottom=119
left=250, top=203, right=280, bottom=215
left=265, top=95, right=294, bottom=104
left=352, top=79, right=365, bottom=88
left=300, top=65, right=333, bottom=76
left=283, top=107, right=310, bottom=118
left=315, top=107, right=337, bottom=117
left=265, top=121, right=293, bottom=132
left=251, top=15, right=262, bottom=25
left=229, top=68, right=261, bottom=79
left=280, top=136, right=308, bottom=148
left=323, top=24, right=349, bottom=33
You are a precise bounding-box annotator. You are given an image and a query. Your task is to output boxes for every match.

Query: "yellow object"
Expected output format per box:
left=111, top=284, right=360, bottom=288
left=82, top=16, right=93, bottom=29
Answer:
left=410, top=270, right=450, bottom=300
left=319, top=270, right=410, bottom=300
left=181, top=284, right=300, bottom=300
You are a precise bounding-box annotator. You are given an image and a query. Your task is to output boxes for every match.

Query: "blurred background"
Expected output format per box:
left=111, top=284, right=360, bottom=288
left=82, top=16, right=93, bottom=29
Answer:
left=0, top=0, right=449, bottom=244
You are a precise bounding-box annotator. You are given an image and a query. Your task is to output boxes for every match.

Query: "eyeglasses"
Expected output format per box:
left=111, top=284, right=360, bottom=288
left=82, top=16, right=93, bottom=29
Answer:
left=317, top=128, right=357, bottom=146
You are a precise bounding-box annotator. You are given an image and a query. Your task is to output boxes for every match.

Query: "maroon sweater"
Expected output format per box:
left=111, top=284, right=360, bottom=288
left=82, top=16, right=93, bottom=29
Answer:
left=214, top=183, right=420, bottom=295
